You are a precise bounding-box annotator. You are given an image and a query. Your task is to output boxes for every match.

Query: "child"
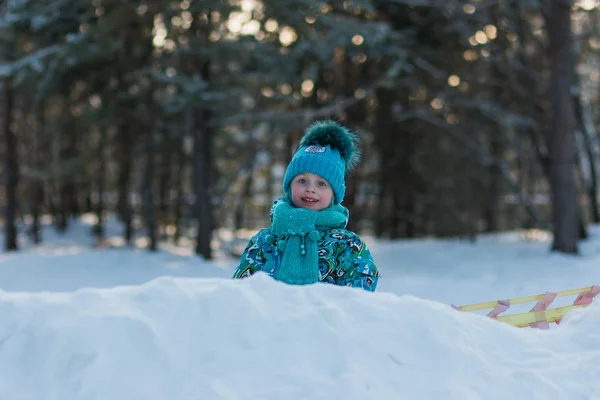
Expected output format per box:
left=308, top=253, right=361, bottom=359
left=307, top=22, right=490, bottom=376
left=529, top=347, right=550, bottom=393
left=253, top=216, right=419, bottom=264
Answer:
left=232, top=120, right=379, bottom=292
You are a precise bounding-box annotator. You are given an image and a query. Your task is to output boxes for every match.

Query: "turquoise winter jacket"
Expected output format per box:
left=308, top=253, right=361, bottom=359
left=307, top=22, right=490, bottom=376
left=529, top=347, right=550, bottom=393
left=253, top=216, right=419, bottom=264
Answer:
left=232, top=227, right=380, bottom=291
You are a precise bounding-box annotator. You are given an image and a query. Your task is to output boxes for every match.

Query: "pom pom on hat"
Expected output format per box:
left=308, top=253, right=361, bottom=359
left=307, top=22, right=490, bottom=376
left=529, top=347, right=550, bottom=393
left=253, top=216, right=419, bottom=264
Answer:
left=282, top=120, right=361, bottom=205
left=299, top=120, right=361, bottom=173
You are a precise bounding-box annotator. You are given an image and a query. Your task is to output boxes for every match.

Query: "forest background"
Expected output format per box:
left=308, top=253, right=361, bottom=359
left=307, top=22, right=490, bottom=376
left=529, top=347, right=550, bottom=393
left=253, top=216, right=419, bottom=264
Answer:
left=1, top=0, right=597, bottom=258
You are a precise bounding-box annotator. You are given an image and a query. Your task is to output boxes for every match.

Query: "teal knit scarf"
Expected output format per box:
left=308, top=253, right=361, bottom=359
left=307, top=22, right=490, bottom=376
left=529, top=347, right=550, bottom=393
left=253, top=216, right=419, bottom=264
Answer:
left=267, top=197, right=349, bottom=285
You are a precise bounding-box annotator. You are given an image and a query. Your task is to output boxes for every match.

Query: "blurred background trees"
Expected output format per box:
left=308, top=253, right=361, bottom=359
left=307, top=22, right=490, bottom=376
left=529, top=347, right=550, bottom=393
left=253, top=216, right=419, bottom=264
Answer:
left=1, top=0, right=598, bottom=257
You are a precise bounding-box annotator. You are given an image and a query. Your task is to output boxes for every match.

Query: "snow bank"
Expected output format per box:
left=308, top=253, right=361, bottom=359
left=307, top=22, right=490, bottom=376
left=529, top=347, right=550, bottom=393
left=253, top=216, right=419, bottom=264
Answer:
left=0, top=246, right=230, bottom=292
left=1, top=274, right=599, bottom=400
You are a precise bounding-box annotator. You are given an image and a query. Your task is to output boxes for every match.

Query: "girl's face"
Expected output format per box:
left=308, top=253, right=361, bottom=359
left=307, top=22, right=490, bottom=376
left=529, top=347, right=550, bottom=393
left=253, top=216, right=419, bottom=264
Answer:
left=289, top=173, right=334, bottom=211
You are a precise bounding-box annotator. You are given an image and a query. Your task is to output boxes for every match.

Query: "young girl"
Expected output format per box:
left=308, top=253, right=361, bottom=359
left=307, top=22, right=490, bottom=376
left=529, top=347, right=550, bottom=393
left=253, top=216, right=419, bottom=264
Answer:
left=232, top=120, right=379, bottom=292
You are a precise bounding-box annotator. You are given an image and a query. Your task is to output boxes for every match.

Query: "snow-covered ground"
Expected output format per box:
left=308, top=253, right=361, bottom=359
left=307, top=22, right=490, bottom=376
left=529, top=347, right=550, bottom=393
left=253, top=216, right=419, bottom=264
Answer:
left=1, top=216, right=600, bottom=399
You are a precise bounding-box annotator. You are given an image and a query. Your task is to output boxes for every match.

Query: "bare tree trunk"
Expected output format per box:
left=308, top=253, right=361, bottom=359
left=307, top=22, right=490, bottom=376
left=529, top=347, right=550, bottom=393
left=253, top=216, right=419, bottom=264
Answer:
left=192, top=61, right=214, bottom=259
left=114, top=57, right=134, bottom=245
left=397, top=125, right=417, bottom=238
left=30, top=99, right=45, bottom=244
left=142, top=127, right=158, bottom=251
left=173, top=132, right=187, bottom=244
left=545, top=0, right=579, bottom=253
left=116, top=122, right=134, bottom=245
left=186, top=10, right=215, bottom=259
left=93, top=128, right=106, bottom=242
left=192, top=114, right=213, bottom=259
left=390, top=132, right=409, bottom=239
left=374, top=173, right=388, bottom=237
left=2, top=79, right=18, bottom=251
left=56, top=126, right=79, bottom=232
left=390, top=184, right=401, bottom=239
left=484, top=133, right=502, bottom=232
left=374, top=87, right=395, bottom=238
left=53, top=125, right=67, bottom=233
left=158, top=130, right=171, bottom=240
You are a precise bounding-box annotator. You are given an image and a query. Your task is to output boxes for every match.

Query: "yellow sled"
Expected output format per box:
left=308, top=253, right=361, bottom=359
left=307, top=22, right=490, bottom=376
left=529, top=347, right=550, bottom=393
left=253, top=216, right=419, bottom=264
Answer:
left=453, top=285, right=600, bottom=328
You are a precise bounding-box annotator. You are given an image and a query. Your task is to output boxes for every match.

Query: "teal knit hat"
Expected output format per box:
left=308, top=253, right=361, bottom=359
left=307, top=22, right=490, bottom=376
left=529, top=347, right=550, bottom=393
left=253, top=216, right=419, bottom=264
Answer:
left=283, top=120, right=360, bottom=205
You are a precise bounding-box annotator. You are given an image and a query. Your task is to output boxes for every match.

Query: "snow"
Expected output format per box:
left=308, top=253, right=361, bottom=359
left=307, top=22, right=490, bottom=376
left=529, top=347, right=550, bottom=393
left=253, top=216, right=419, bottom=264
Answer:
left=2, top=216, right=600, bottom=399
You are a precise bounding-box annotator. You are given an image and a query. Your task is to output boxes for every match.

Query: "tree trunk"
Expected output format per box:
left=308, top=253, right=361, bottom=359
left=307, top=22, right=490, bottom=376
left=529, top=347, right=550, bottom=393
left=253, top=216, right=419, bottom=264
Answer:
left=158, top=131, right=172, bottom=240
left=115, top=59, right=134, bottom=245
left=173, top=133, right=187, bottom=244
left=484, top=132, right=502, bottom=232
left=192, top=114, right=213, bottom=259
left=545, top=0, right=579, bottom=253
left=53, top=127, right=67, bottom=233
left=186, top=10, right=215, bottom=259
left=373, top=87, right=396, bottom=238
left=93, top=128, right=106, bottom=241
left=116, top=122, right=134, bottom=245
left=142, top=128, right=158, bottom=251
left=56, top=127, right=79, bottom=232
left=192, top=61, right=214, bottom=259
left=30, top=99, right=45, bottom=244
left=2, top=79, right=18, bottom=251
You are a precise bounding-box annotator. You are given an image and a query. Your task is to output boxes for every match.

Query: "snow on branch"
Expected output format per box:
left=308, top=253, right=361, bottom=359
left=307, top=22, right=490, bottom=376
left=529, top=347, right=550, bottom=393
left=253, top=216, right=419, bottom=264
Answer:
left=0, top=32, right=85, bottom=79
left=0, top=44, right=61, bottom=78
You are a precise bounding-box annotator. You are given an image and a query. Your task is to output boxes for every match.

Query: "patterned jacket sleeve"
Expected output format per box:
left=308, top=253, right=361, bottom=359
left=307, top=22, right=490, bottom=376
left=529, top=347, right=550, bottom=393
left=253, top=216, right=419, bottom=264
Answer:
left=337, top=234, right=380, bottom=292
left=232, top=230, right=267, bottom=279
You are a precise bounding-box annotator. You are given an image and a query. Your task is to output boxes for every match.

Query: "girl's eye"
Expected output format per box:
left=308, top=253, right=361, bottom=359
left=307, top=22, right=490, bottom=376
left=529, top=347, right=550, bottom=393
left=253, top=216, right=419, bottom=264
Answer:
left=298, top=178, right=306, bottom=184
left=317, top=181, right=327, bottom=187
